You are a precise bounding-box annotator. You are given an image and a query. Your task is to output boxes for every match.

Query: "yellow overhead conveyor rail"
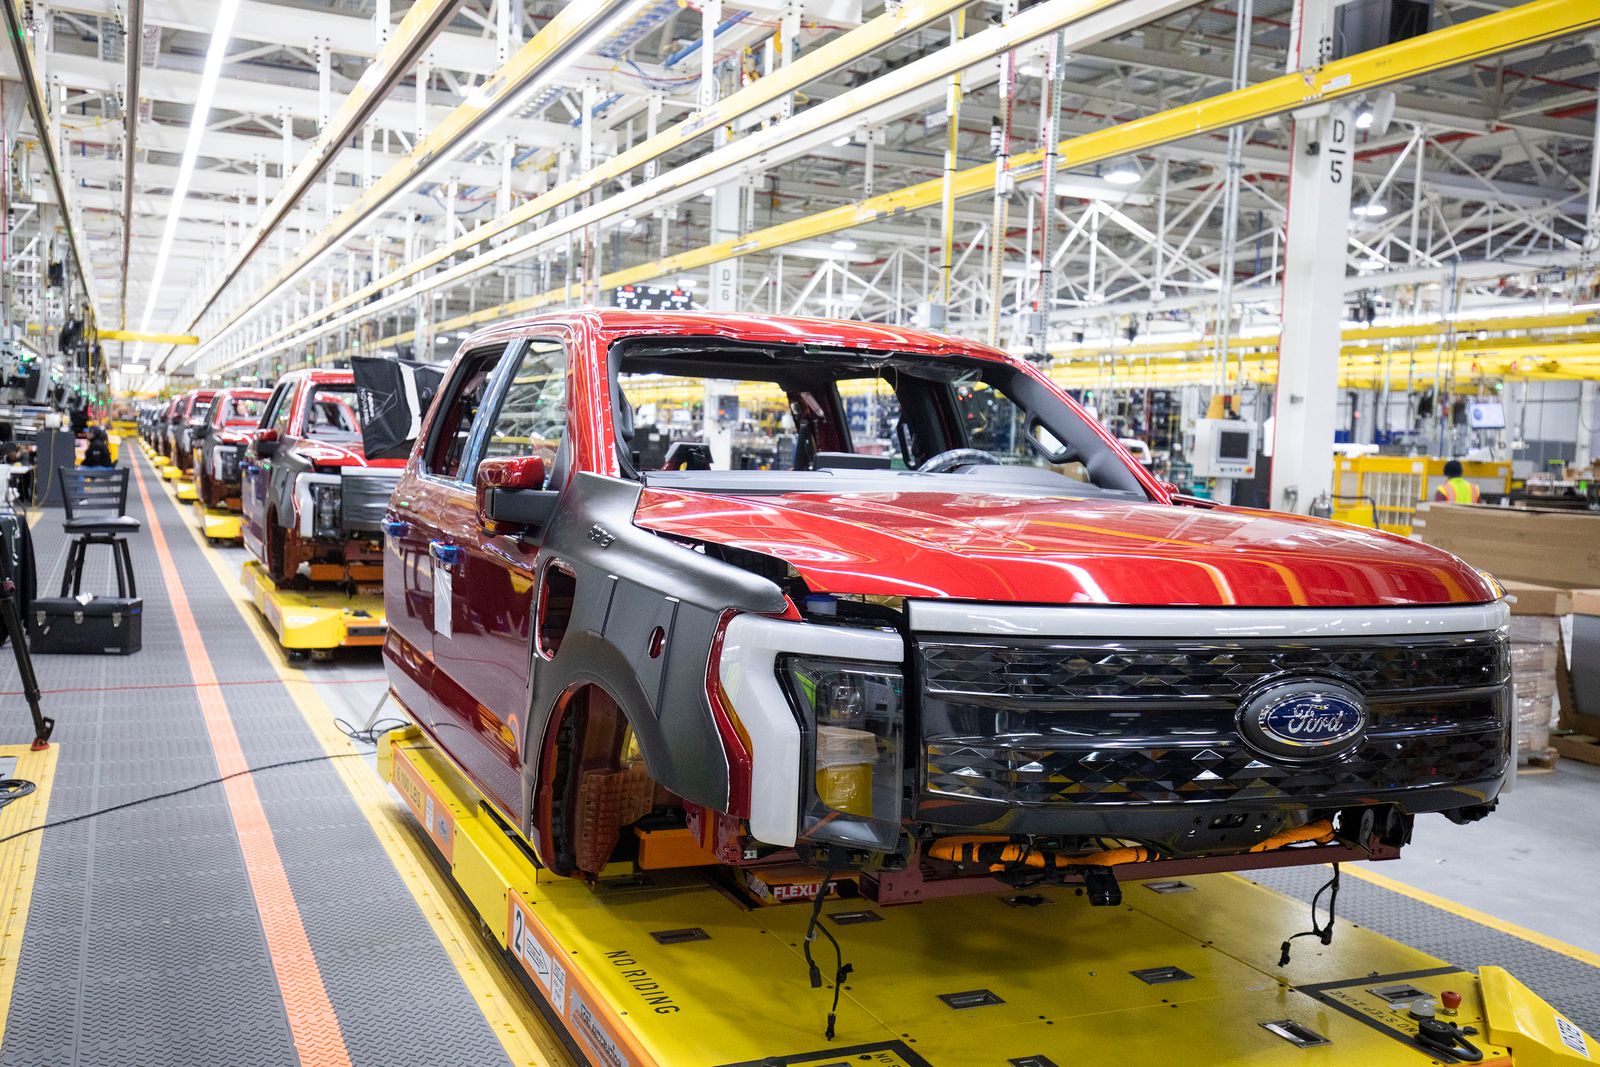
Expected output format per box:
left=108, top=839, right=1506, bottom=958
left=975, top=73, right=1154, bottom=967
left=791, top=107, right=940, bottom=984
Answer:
left=100, top=330, right=200, bottom=346
left=1050, top=342, right=1600, bottom=388
left=1047, top=310, right=1600, bottom=360
left=331, top=0, right=1600, bottom=360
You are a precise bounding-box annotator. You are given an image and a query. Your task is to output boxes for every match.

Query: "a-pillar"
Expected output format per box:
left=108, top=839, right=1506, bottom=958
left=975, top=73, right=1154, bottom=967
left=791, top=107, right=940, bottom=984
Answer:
left=1269, top=0, right=1353, bottom=513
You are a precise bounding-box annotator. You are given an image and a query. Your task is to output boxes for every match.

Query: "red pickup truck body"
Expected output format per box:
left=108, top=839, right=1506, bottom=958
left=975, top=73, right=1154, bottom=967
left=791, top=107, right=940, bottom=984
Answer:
left=379, top=310, right=1509, bottom=894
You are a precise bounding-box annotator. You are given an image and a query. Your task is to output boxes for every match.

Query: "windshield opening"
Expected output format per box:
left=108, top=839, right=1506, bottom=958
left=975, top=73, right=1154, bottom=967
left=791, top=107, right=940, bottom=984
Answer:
left=225, top=396, right=265, bottom=424
left=608, top=339, right=1146, bottom=499
left=303, top=385, right=361, bottom=440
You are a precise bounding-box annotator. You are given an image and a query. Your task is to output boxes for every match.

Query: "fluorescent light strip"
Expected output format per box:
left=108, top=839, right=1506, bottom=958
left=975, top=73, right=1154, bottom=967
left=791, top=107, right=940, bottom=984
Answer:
left=134, top=0, right=242, bottom=364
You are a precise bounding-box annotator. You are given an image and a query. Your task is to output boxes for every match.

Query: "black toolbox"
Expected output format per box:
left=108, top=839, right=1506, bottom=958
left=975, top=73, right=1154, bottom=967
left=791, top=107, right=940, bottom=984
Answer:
left=29, top=596, right=142, bottom=655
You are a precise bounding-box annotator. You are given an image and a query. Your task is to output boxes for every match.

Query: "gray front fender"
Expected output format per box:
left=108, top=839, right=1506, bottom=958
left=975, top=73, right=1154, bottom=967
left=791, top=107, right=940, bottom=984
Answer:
left=521, top=473, right=787, bottom=823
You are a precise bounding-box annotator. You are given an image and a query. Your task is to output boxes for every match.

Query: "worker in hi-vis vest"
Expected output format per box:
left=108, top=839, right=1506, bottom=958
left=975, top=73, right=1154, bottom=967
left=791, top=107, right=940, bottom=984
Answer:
left=1434, top=459, right=1481, bottom=503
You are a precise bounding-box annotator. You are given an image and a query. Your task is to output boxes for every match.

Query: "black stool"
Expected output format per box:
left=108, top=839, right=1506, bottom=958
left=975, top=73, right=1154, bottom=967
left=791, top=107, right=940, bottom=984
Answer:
left=57, top=468, right=139, bottom=597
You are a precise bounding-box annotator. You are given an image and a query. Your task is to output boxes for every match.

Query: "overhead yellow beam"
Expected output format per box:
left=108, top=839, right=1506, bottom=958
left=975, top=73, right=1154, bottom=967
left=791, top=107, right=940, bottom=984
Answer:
left=236, top=0, right=1600, bottom=380
left=362, top=0, right=1600, bottom=355
left=101, top=329, right=200, bottom=345
left=1048, top=310, right=1600, bottom=359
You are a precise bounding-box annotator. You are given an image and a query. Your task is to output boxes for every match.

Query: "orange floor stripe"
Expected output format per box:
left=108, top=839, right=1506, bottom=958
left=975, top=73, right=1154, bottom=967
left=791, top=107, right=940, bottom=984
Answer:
left=132, top=458, right=355, bottom=1067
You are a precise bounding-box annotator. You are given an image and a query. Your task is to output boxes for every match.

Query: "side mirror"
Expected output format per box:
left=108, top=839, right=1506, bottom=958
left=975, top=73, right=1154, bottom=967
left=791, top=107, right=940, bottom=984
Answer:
left=192, top=423, right=210, bottom=440
left=476, top=455, right=557, bottom=534
left=254, top=428, right=281, bottom=458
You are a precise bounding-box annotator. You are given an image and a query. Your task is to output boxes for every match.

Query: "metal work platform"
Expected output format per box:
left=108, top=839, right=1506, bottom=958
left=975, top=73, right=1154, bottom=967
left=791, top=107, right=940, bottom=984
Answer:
left=385, top=728, right=1600, bottom=1067
left=239, top=559, right=387, bottom=658
left=0, top=444, right=1595, bottom=1067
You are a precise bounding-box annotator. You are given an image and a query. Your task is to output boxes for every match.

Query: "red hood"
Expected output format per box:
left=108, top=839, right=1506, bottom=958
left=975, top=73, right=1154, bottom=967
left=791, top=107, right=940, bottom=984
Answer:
left=292, top=439, right=406, bottom=469
left=633, top=488, right=1494, bottom=608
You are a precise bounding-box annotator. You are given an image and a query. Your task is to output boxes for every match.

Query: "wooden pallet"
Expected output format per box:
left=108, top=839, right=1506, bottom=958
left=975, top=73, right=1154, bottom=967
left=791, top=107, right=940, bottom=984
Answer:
left=1551, top=733, right=1600, bottom=767
left=1519, top=745, right=1560, bottom=770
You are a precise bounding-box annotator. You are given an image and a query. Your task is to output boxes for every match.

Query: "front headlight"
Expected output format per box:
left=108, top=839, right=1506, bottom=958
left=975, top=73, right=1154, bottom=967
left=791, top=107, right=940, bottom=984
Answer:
left=312, top=483, right=343, bottom=538
left=781, top=655, right=904, bottom=852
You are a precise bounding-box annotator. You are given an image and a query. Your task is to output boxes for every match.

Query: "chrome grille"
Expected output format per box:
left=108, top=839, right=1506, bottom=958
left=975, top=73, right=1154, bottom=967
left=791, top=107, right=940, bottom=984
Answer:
left=920, top=635, right=1509, bottom=706
left=917, top=632, right=1511, bottom=811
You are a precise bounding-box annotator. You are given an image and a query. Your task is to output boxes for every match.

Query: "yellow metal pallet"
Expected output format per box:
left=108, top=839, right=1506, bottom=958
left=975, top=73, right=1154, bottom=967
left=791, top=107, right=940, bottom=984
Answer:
left=174, top=480, right=198, bottom=502
left=160, top=464, right=184, bottom=482
left=379, top=728, right=1598, bottom=1067
left=194, top=499, right=243, bottom=542
left=240, top=560, right=386, bottom=656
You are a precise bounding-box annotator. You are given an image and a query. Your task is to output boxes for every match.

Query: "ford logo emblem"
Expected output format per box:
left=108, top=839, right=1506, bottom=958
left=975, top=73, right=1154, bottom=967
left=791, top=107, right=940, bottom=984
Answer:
left=1239, top=679, right=1366, bottom=760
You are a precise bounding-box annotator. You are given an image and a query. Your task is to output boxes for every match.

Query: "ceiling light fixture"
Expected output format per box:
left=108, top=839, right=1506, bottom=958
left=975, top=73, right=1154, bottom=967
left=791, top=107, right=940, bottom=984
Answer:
left=1354, top=103, right=1375, bottom=130
left=1353, top=202, right=1388, bottom=217
left=831, top=239, right=858, bottom=252
left=831, top=135, right=852, bottom=147
left=1103, top=164, right=1141, bottom=186
left=135, top=0, right=243, bottom=362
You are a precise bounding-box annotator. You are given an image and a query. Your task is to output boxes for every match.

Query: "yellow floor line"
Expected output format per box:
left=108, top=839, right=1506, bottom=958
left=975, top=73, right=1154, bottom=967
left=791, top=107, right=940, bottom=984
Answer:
left=1341, top=863, right=1600, bottom=969
left=0, top=743, right=60, bottom=1041
left=151, top=454, right=569, bottom=1067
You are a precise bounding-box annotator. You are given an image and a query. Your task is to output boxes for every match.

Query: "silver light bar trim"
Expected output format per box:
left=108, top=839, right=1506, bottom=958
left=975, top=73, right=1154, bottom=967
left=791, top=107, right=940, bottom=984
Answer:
left=906, top=600, right=1509, bottom=639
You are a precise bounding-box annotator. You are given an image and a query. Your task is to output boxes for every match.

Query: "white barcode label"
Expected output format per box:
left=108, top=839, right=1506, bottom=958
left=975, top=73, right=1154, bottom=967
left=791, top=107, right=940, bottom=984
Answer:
left=1556, top=1014, right=1590, bottom=1057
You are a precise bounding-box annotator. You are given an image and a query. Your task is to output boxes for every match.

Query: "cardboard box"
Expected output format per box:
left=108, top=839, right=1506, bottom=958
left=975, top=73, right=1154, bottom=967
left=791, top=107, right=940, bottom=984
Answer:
left=1414, top=504, right=1600, bottom=588
left=1501, top=580, right=1573, bottom=617
left=1572, top=588, right=1600, bottom=617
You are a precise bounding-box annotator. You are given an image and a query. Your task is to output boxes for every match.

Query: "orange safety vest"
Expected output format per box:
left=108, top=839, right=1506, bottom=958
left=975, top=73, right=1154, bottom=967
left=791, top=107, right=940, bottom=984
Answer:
left=1437, top=476, right=1480, bottom=503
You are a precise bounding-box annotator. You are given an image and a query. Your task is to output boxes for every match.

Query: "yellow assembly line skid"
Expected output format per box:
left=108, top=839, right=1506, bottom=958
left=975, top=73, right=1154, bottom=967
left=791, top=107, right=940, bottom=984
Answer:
left=194, top=499, right=243, bottom=542
left=240, top=560, right=387, bottom=658
left=378, top=727, right=1599, bottom=1067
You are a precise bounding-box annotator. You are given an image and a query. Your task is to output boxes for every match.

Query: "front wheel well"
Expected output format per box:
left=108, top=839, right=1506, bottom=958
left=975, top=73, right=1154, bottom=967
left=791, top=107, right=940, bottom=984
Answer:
left=535, top=683, right=668, bottom=878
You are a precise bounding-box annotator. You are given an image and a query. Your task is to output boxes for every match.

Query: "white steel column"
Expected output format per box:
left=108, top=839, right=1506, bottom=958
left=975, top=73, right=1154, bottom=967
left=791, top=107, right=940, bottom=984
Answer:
left=1269, top=0, right=1353, bottom=514
left=1578, top=381, right=1596, bottom=470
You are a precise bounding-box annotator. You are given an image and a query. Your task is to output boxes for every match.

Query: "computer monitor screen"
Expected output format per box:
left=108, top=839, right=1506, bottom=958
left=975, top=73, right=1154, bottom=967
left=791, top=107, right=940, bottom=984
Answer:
left=1217, top=429, right=1252, bottom=461
left=1467, top=401, right=1505, bottom=429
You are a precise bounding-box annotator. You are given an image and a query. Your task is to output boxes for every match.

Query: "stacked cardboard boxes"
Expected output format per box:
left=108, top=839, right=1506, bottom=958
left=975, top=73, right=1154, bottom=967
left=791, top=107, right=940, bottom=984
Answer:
left=1502, top=582, right=1566, bottom=761
left=1414, top=504, right=1600, bottom=766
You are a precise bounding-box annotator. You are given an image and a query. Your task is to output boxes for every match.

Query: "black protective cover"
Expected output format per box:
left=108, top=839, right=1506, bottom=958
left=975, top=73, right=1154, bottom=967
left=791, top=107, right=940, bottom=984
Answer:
left=352, top=356, right=446, bottom=461
left=29, top=596, right=143, bottom=655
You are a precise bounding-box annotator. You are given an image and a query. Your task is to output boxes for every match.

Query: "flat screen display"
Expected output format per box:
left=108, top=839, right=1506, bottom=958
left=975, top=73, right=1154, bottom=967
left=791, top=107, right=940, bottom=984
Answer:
left=1217, top=429, right=1252, bottom=461
left=1467, top=401, right=1505, bottom=429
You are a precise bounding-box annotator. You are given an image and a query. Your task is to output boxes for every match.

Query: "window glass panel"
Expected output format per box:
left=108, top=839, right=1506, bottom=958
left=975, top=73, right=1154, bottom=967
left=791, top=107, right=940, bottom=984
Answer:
left=427, top=352, right=501, bottom=479
left=480, top=340, right=567, bottom=476
left=272, top=386, right=294, bottom=434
